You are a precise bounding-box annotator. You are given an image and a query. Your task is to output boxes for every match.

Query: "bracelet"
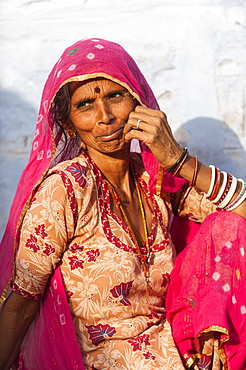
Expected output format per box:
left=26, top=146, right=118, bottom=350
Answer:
left=191, top=156, right=198, bottom=187
left=223, top=179, right=246, bottom=211
left=171, top=150, right=189, bottom=177
left=206, top=165, right=216, bottom=198
left=216, top=173, right=233, bottom=206
left=167, top=147, right=189, bottom=173
left=207, top=168, right=221, bottom=201
left=213, top=171, right=228, bottom=204
left=218, top=175, right=238, bottom=209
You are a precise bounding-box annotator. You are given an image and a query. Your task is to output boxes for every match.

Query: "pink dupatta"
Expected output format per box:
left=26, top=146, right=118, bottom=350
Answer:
left=0, top=38, right=188, bottom=369
left=166, top=211, right=246, bottom=369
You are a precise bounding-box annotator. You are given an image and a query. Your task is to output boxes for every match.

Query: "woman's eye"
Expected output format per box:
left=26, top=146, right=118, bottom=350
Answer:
left=108, top=92, right=124, bottom=102
left=109, top=93, right=119, bottom=98
left=77, top=100, right=92, bottom=109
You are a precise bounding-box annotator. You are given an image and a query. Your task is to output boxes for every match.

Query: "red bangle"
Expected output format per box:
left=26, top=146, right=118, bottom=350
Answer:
left=215, top=173, right=233, bottom=206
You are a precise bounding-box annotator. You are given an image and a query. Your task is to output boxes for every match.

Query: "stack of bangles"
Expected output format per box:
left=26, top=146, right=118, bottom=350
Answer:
left=206, top=165, right=246, bottom=211
left=167, top=148, right=246, bottom=210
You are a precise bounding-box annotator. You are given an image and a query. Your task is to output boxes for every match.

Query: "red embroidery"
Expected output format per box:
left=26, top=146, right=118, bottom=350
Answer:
left=86, top=249, right=100, bottom=262
left=85, top=324, right=116, bottom=346
left=35, top=224, right=48, bottom=239
left=68, top=255, right=84, bottom=270
left=11, top=282, right=43, bottom=300
left=70, top=242, right=84, bottom=253
left=161, top=273, right=170, bottom=288
left=43, top=243, right=55, bottom=256
left=84, top=152, right=170, bottom=257
left=66, top=163, right=87, bottom=188
left=127, top=334, right=150, bottom=351
left=26, top=234, right=40, bottom=252
left=143, top=351, right=156, bottom=360
left=51, top=170, right=78, bottom=227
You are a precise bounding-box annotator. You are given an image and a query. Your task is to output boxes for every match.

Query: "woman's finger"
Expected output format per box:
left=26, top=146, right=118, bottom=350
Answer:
left=124, top=111, right=165, bottom=135
left=124, top=107, right=183, bottom=168
left=134, top=105, right=167, bottom=118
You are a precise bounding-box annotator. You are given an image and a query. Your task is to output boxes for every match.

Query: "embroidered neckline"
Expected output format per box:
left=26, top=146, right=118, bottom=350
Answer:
left=81, top=151, right=169, bottom=256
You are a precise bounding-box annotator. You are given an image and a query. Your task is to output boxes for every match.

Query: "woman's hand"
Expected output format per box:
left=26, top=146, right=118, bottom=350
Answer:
left=124, top=106, right=246, bottom=219
left=124, top=105, right=183, bottom=170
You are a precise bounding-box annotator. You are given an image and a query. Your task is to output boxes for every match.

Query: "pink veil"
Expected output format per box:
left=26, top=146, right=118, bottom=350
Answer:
left=0, top=38, right=189, bottom=368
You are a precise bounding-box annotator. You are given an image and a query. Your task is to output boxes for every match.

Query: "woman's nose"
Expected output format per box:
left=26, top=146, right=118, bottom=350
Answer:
left=96, top=100, right=114, bottom=125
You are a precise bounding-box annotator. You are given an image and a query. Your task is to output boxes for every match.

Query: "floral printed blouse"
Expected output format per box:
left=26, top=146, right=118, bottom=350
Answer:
left=12, top=153, right=215, bottom=370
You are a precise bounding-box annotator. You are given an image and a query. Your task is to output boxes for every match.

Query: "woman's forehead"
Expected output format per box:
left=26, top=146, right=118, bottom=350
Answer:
left=69, top=78, right=126, bottom=95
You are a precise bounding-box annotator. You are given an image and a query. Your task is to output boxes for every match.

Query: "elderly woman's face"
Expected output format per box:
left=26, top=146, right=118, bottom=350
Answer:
left=69, top=78, right=136, bottom=155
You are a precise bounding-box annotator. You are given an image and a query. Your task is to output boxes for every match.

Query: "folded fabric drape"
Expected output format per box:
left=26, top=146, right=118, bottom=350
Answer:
left=166, top=211, right=246, bottom=369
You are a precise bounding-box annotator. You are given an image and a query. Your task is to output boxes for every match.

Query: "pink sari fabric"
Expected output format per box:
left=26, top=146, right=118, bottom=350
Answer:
left=0, top=38, right=189, bottom=368
left=166, top=211, right=246, bottom=369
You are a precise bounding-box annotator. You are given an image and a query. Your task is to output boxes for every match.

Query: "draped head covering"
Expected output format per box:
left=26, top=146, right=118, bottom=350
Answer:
left=0, top=38, right=187, bottom=304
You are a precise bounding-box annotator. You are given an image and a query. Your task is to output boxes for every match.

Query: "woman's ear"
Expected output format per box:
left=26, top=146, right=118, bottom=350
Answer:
left=66, top=120, right=87, bottom=149
left=65, top=120, right=77, bottom=138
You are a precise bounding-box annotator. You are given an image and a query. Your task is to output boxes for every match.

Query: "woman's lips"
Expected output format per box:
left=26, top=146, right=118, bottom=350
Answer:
left=99, top=127, right=124, bottom=142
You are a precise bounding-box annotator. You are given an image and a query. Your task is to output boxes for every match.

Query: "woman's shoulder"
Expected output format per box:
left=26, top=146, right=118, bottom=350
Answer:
left=44, top=155, right=94, bottom=193
left=48, top=155, right=92, bottom=176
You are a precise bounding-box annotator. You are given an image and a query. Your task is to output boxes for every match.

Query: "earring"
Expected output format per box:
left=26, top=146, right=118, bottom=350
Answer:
left=66, top=128, right=77, bottom=138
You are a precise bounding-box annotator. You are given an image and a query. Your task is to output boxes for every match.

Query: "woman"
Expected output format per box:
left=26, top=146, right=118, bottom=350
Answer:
left=0, top=38, right=245, bottom=370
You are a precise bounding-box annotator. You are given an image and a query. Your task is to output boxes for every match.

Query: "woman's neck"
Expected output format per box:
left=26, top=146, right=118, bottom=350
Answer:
left=86, top=147, right=132, bottom=192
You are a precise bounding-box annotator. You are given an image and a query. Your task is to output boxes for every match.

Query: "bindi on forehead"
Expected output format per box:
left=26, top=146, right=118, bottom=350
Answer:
left=94, top=87, right=101, bottom=93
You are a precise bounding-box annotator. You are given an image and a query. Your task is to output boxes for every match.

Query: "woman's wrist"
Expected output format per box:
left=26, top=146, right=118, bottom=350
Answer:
left=166, top=148, right=189, bottom=175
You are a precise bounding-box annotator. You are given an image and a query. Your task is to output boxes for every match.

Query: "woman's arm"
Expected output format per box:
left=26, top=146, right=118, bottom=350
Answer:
left=0, top=292, right=40, bottom=370
left=125, top=105, right=246, bottom=218
left=0, top=173, right=75, bottom=369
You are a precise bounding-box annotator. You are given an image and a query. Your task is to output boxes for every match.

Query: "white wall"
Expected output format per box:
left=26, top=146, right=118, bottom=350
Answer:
left=1, top=0, right=246, bottom=237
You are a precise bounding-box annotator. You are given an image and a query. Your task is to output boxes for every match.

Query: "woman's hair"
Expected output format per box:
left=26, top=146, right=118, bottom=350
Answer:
left=50, top=83, right=81, bottom=164
left=52, top=83, right=71, bottom=129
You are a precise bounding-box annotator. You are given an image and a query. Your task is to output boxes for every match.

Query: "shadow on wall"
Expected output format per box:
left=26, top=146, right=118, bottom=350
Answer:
left=175, top=117, right=246, bottom=179
left=0, top=89, right=37, bottom=239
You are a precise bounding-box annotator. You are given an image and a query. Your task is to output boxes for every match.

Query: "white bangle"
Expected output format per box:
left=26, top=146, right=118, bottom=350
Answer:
left=223, top=179, right=246, bottom=211
left=213, top=171, right=228, bottom=204
left=218, top=175, right=237, bottom=209
left=206, top=165, right=216, bottom=198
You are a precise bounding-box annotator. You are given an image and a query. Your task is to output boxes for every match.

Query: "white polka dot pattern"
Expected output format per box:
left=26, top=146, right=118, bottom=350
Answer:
left=68, top=64, right=76, bottom=70
left=212, top=272, right=221, bottom=281
left=87, top=53, right=95, bottom=59
left=95, top=44, right=104, bottom=49
left=222, top=283, right=230, bottom=292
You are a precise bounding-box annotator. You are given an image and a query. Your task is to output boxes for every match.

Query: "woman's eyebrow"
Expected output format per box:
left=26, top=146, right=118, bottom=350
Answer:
left=73, top=88, right=129, bottom=105
left=105, top=89, right=128, bottom=97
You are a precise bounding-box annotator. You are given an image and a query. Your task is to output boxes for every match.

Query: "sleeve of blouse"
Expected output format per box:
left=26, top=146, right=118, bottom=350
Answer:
left=170, top=184, right=218, bottom=223
left=12, top=173, right=75, bottom=299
